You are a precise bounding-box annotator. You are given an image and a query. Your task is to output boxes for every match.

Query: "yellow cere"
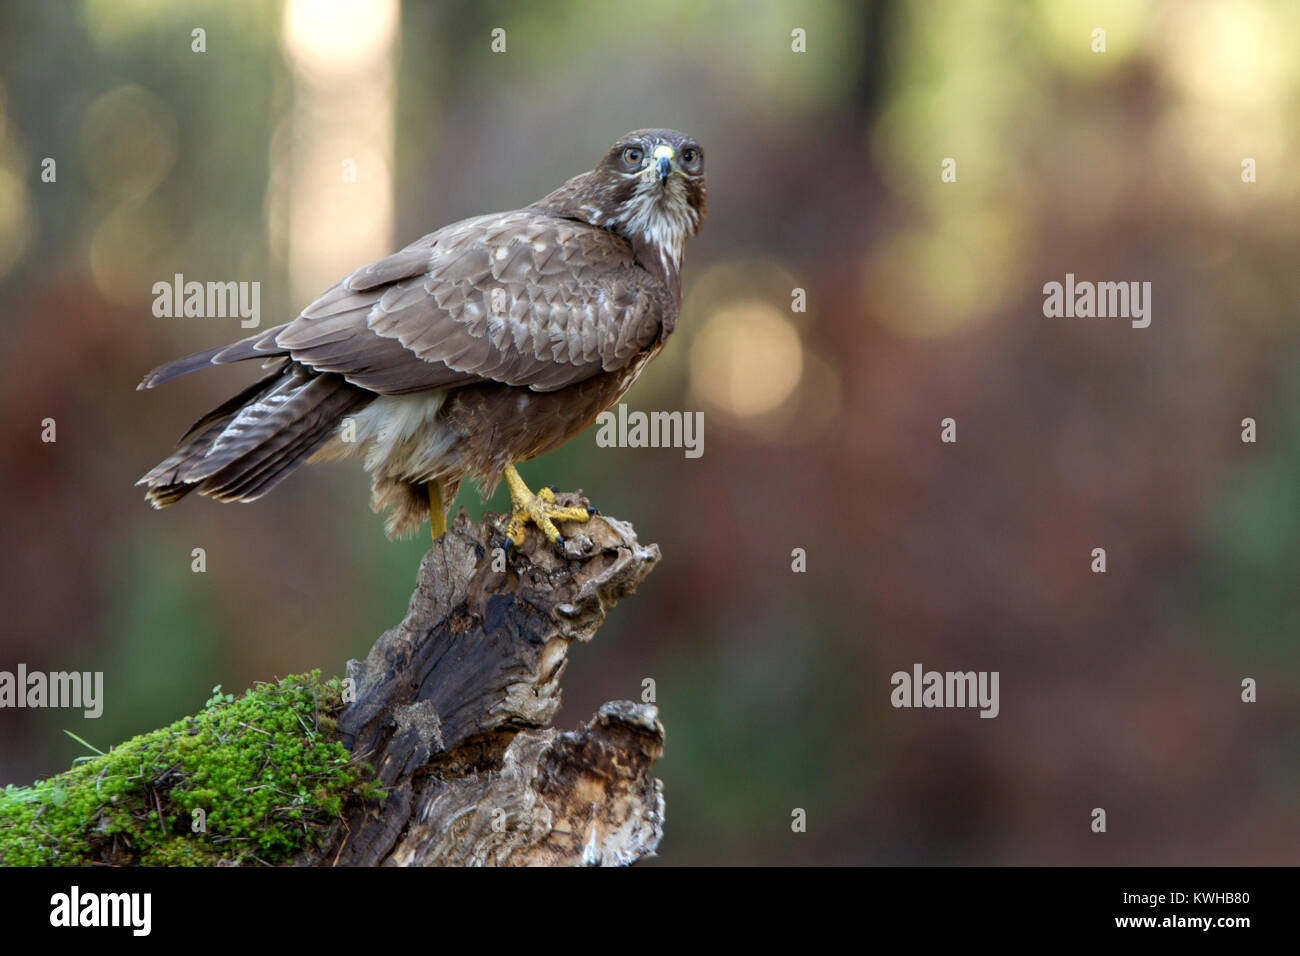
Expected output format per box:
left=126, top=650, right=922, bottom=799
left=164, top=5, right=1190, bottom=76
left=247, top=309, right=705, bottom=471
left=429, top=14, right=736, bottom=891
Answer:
left=645, top=143, right=688, bottom=179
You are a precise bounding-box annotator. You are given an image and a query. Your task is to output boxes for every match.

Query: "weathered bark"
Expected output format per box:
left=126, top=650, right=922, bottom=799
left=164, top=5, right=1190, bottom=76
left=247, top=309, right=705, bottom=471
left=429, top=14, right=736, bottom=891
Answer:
left=322, top=495, right=665, bottom=867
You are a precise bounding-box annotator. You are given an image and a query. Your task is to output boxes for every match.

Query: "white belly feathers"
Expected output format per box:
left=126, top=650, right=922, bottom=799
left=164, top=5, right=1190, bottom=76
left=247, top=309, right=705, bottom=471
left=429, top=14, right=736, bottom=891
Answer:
left=314, top=389, right=456, bottom=483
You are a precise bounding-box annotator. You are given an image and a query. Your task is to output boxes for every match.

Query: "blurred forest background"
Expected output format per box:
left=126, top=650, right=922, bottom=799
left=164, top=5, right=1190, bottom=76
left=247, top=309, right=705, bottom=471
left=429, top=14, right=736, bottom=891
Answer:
left=1, top=0, right=1298, bottom=865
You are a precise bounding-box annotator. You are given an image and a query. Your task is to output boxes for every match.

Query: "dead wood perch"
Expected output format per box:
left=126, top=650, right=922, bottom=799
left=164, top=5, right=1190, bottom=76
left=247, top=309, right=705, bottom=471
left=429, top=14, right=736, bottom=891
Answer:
left=0, top=497, right=663, bottom=866
left=326, top=494, right=666, bottom=867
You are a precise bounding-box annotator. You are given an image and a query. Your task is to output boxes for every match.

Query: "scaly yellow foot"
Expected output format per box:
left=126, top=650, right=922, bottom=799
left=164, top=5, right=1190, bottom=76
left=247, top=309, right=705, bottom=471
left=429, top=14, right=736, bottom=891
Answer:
left=427, top=481, right=446, bottom=543
left=503, top=464, right=593, bottom=548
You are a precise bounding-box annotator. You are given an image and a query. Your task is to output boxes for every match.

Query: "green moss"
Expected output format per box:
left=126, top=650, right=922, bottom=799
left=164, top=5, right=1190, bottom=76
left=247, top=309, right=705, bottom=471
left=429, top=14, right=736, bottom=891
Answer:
left=0, top=671, right=381, bottom=866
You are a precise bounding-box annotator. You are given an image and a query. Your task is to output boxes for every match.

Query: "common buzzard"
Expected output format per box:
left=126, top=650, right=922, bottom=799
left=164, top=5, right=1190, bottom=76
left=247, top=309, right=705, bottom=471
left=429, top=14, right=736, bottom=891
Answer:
left=138, top=129, right=707, bottom=546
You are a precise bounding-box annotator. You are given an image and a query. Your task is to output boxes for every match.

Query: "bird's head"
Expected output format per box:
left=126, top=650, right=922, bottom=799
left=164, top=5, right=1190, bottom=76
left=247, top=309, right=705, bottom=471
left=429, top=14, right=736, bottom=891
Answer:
left=547, top=129, right=707, bottom=274
left=596, top=130, right=706, bottom=262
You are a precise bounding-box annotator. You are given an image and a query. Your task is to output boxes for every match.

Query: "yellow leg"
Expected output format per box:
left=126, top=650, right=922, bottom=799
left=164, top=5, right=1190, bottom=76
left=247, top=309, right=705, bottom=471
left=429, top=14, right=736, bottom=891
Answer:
left=502, top=464, right=592, bottom=547
left=427, top=481, right=445, bottom=543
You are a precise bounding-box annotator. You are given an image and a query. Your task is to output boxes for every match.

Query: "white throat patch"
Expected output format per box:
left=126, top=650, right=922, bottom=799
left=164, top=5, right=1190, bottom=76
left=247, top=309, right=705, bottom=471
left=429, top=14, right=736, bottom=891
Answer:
left=617, top=175, right=698, bottom=273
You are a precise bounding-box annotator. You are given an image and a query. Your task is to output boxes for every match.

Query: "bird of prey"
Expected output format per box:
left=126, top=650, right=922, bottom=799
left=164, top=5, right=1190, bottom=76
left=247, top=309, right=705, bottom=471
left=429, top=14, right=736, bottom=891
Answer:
left=138, top=129, right=707, bottom=547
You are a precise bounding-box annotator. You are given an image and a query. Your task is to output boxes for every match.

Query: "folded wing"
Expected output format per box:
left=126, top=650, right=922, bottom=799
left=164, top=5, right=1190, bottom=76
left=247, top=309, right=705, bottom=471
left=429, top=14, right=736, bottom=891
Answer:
left=142, top=211, right=670, bottom=398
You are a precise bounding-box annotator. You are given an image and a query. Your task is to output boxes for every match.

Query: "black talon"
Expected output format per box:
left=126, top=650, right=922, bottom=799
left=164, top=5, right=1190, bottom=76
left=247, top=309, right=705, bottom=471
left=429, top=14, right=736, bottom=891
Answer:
left=502, top=536, right=514, bottom=556
left=586, top=506, right=599, bottom=516
left=547, top=484, right=557, bottom=492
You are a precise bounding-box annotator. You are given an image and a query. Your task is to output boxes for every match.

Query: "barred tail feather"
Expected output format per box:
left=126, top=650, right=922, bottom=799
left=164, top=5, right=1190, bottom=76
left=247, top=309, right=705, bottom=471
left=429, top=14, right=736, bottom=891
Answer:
left=137, top=364, right=292, bottom=505
left=137, top=364, right=372, bottom=508
left=198, top=381, right=372, bottom=501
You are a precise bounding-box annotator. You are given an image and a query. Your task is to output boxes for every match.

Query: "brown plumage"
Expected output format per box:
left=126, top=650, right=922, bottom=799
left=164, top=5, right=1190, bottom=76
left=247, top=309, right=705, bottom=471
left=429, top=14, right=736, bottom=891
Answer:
left=138, top=129, right=707, bottom=539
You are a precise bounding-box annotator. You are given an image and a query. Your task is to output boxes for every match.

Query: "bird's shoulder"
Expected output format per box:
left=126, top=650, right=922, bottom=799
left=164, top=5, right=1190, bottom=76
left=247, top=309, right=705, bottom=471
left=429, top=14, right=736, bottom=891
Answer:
left=275, top=208, right=673, bottom=395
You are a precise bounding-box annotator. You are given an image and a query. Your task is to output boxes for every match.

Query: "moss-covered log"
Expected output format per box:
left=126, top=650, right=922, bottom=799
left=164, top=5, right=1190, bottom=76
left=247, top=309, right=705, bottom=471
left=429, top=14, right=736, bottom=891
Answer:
left=0, top=498, right=665, bottom=866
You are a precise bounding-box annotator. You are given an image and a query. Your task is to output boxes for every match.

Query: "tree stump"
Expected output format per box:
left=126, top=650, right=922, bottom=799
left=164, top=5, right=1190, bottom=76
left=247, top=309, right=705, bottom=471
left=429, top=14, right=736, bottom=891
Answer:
left=0, top=497, right=663, bottom=867
left=323, top=495, right=666, bottom=866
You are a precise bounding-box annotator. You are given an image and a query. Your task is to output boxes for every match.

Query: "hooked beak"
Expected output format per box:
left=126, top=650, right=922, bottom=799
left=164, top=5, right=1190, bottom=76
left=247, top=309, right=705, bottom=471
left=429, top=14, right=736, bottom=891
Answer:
left=652, top=144, right=675, bottom=184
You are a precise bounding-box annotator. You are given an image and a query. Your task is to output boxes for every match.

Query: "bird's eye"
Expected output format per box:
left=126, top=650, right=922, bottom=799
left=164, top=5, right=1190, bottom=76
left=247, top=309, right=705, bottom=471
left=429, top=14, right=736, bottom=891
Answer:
left=622, top=146, right=643, bottom=166
left=682, top=148, right=699, bottom=165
